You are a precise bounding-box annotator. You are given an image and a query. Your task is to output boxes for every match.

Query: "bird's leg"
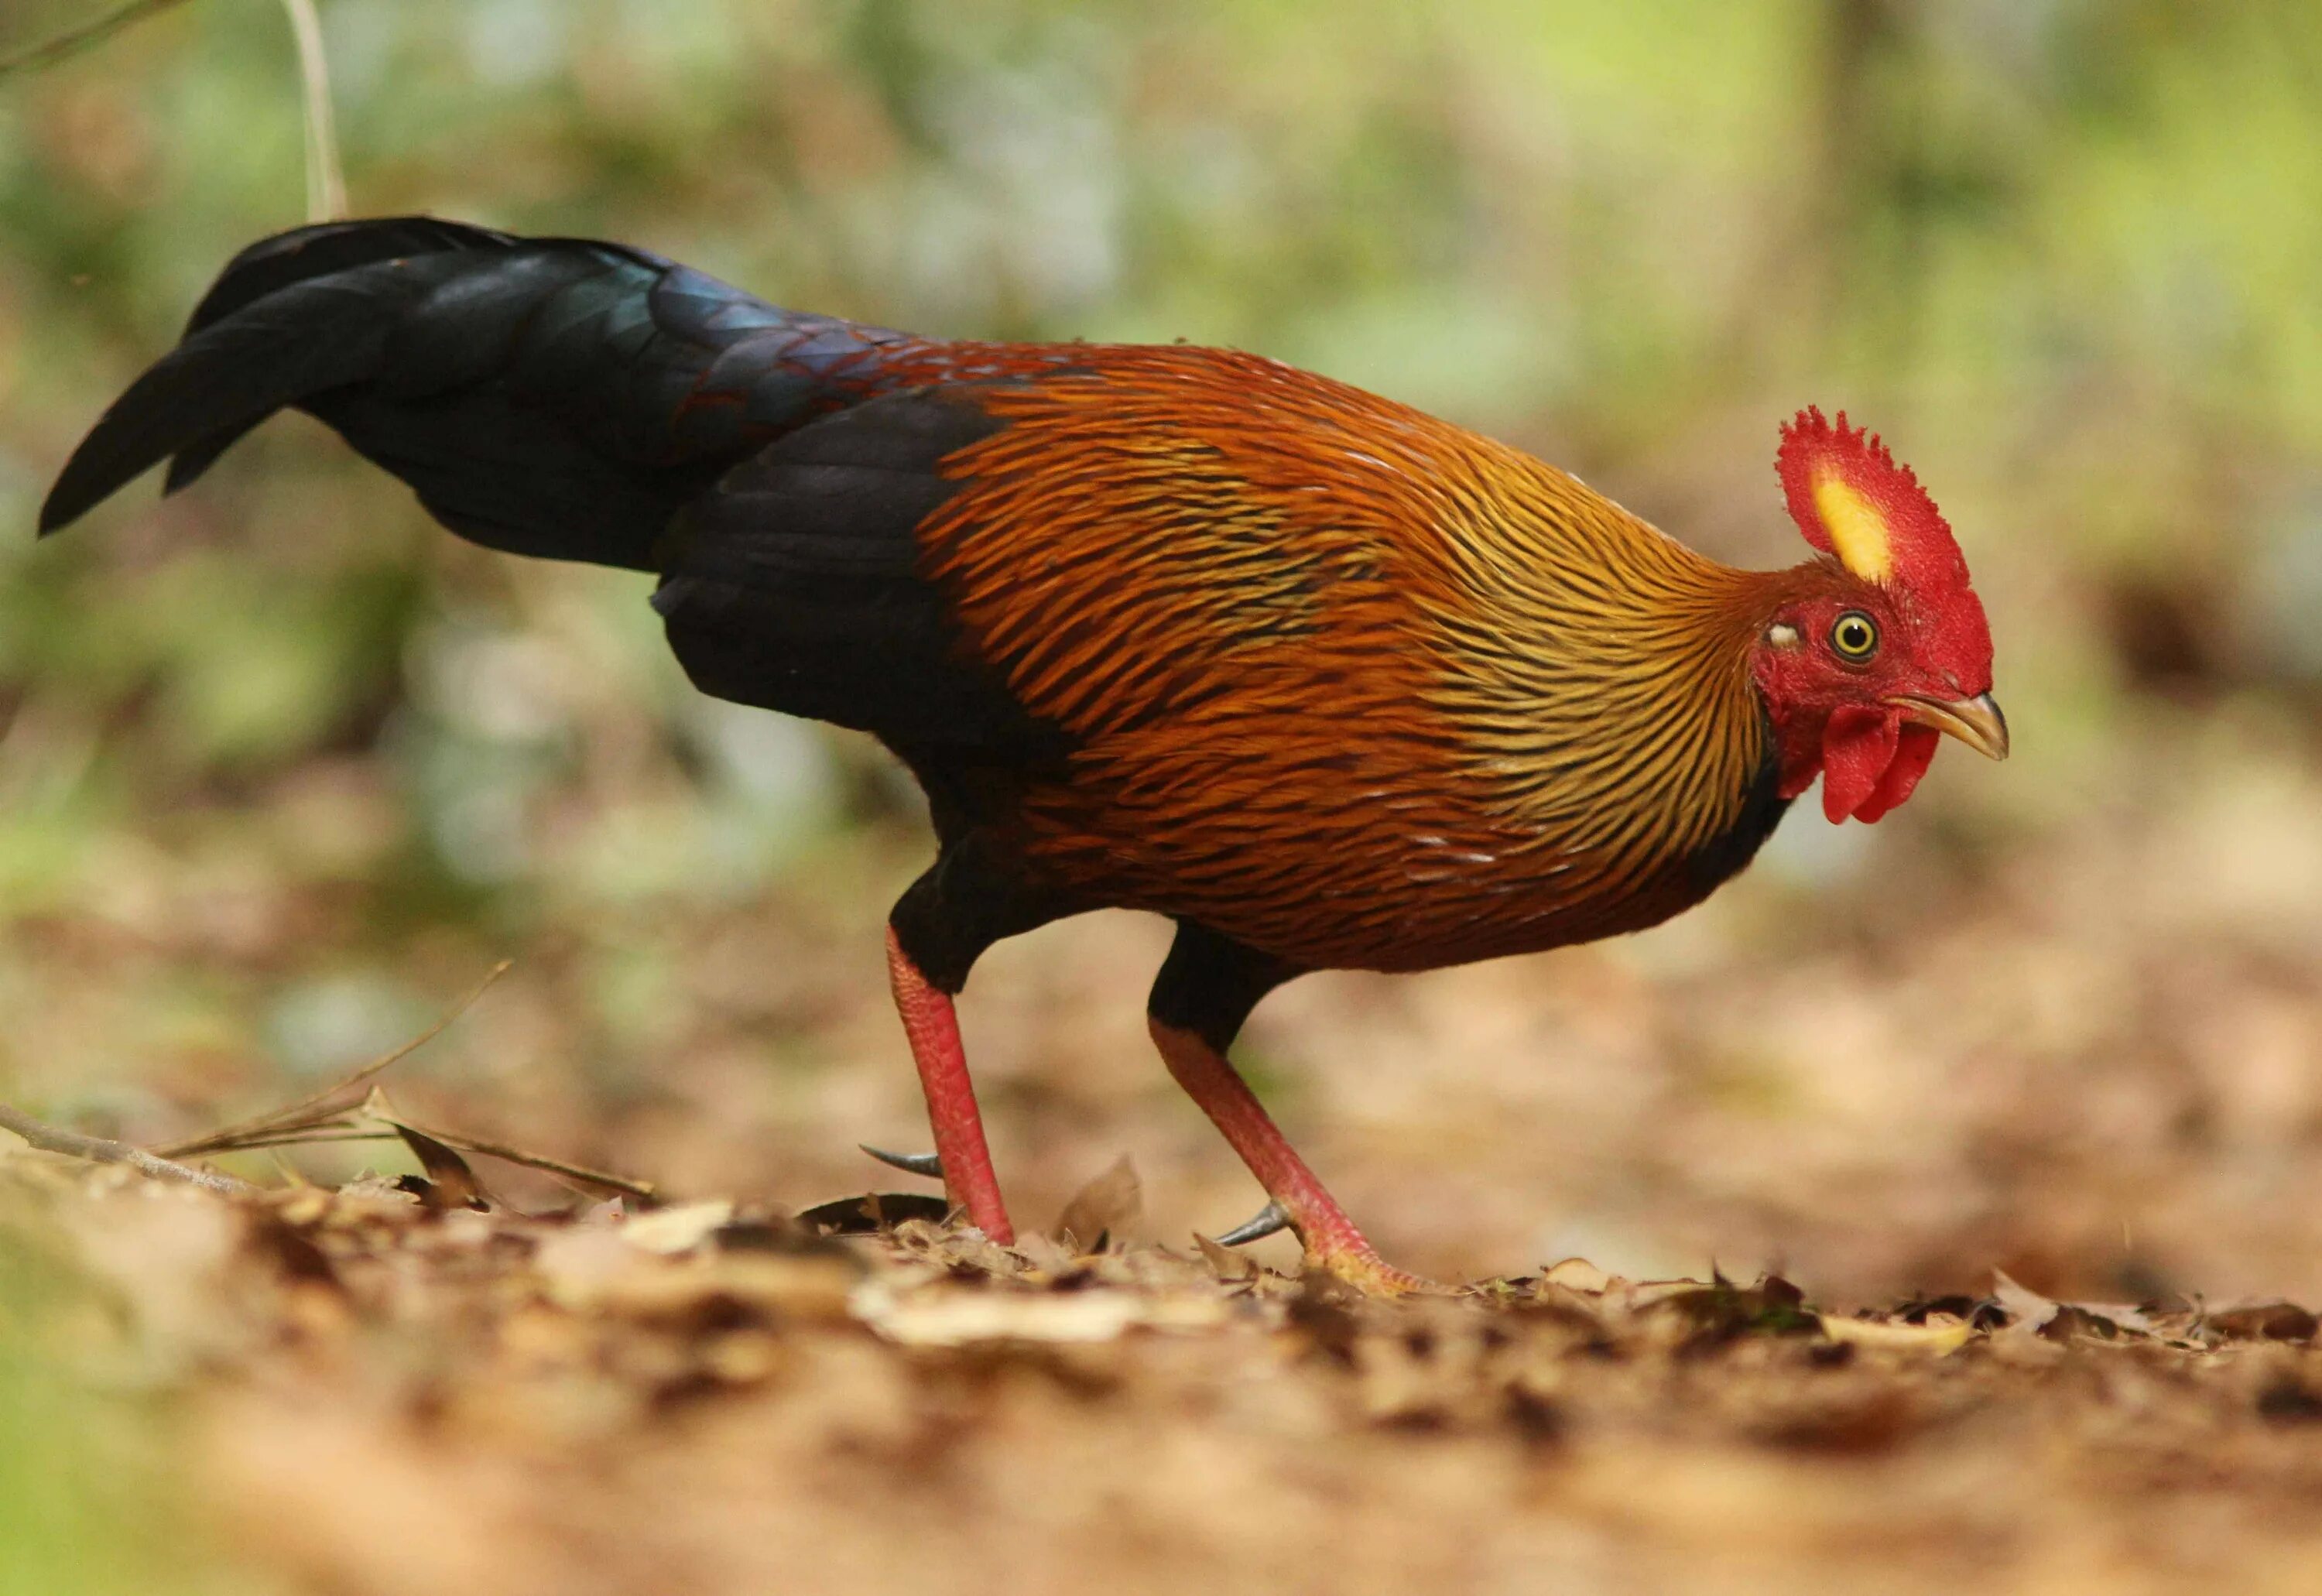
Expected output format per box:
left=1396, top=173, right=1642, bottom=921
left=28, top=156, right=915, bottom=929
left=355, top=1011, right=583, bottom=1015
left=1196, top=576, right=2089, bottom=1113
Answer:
left=885, top=926, right=1014, bottom=1244
left=1149, top=1018, right=1433, bottom=1295
left=1151, top=923, right=1440, bottom=1294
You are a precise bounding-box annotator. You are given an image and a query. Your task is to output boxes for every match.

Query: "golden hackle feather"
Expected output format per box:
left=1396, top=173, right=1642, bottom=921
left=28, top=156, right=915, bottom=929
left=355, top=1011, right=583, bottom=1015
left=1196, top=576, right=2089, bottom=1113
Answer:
left=918, top=347, right=1821, bottom=971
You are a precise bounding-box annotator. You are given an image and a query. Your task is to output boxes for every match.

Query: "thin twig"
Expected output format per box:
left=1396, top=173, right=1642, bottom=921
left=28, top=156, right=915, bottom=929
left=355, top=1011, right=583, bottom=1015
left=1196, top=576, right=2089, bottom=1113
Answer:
left=375, top=1108, right=659, bottom=1201
left=277, top=0, right=344, bottom=221
left=146, top=954, right=651, bottom=1199
left=0, top=0, right=194, bottom=80
left=0, top=1101, right=257, bottom=1197
left=156, top=960, right=512, bottom=1160
left=197, top=1129, right=400, bottom=1152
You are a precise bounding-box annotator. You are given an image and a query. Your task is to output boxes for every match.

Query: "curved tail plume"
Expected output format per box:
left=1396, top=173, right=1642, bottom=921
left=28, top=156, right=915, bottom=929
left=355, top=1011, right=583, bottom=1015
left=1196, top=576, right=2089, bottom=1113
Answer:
left=41, top=215, right=926, bottom=573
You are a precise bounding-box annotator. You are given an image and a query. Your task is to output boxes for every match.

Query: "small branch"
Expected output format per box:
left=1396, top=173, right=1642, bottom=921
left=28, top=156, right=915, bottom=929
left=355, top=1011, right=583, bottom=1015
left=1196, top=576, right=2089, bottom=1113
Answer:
left=0, top=0, right=195, bottom=81
left=146, top=958, right=652, bottom=1201
left=374, top=1105, right=659, bottom=1201
left=0, top=1101, right=257, bottom=1197
left=156, top=960, right=511, bottom=1161
left=197, top=1130, right=399, bottom=1151
left=277, top=0, right=344, bottom=221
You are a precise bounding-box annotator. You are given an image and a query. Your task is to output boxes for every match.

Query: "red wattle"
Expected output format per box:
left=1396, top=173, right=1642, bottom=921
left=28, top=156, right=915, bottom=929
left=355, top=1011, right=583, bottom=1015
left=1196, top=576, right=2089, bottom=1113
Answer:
left=1817, top=707, right=1899, bottom=824
left=1851, top=722, right=1940, bottom=823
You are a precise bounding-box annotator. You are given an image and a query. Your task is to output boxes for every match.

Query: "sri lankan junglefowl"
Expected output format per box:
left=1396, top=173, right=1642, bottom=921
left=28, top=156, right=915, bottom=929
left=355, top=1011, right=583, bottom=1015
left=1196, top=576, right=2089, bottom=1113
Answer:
left=42, top=218, right=2005, bottom=1291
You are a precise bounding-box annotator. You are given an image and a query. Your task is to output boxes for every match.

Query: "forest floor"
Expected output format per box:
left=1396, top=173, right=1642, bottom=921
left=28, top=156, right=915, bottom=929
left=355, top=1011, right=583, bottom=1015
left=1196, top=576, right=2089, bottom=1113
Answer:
left=12, top=725, right=2322, bottom=1594
left=9, top=1135, right=2322, bottom=1596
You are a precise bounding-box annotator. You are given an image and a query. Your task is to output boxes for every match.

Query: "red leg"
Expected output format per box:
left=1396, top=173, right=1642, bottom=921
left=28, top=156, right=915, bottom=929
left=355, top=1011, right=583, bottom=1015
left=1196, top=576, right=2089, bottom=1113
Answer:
left=886, top=927, right=1014, bottom=1245
left=1150, top=1018, right=1437, bottom=1294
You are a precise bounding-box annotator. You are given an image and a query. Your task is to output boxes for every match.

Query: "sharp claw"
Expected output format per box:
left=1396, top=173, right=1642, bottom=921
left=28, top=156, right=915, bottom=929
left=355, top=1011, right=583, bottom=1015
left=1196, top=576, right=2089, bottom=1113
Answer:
left=1212, top=1200, right=1293, bottom=1248
left=861, top=1144, right=944, bottom=1179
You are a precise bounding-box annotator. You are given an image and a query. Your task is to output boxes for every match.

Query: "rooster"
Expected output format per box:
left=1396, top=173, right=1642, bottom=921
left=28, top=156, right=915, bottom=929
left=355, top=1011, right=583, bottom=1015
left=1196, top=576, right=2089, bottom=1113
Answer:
left=43, top=219, right=2004, bottom=1291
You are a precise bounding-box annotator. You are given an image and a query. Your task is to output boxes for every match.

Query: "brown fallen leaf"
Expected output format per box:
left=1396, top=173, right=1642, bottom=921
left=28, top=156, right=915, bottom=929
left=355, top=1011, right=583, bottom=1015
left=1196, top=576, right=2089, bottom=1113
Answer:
left=1992, top=1270, right=2060, bottom=1334
left=1992, top=1270, right=2156, bottom=1341
left=387, top=1120, right=489, bottom=1212
left=1539, top=1257, right=1611, bottom=1296
left=621, top=1200, right=735, bottom=1255
left=2208, top=1300, right=2319, bottom=1343
left=1050, top=1155, right=1142, bottom=1253
left=1193, top=1231, right=1259, bottom=1283
left=797, top=1191, right=953, bottom=1236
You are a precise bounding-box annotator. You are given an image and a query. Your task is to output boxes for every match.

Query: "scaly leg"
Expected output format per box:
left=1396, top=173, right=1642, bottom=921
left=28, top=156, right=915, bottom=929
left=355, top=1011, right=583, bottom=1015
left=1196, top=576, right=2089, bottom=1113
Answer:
left=1147, top=1022, right=1430, bottom=1300
left=1148, top=923, right=1440, bottom=1294
left=1150, top=1018, right=1434, bottom=1294
left=886, top=926, right=1014, bottom=1244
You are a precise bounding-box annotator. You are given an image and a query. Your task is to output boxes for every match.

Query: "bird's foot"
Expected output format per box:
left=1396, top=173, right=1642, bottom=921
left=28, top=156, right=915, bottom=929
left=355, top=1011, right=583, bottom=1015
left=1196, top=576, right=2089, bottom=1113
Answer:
left=1210, top=1197, right=1446, bottom=1296
left=1153, top=1019, right=1445, bottom=1296
left=1301, top=1237, right=1447, bottom=1297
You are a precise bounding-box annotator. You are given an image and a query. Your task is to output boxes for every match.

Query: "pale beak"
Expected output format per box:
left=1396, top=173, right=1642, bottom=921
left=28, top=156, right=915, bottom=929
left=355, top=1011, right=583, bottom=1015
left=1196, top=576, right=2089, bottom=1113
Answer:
left=1891, top=691, right=2009, bottom=762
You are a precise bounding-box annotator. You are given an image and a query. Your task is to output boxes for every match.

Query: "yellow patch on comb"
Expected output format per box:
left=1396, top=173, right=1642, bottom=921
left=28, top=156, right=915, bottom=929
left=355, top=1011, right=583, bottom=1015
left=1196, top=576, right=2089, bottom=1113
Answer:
left=1811, top=471, right=1894, bottom=584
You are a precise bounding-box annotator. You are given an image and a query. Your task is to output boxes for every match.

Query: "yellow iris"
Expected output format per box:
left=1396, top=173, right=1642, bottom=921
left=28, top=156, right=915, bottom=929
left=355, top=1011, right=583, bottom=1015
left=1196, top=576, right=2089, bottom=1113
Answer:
left=1831, top=610, right=1879, bottom=660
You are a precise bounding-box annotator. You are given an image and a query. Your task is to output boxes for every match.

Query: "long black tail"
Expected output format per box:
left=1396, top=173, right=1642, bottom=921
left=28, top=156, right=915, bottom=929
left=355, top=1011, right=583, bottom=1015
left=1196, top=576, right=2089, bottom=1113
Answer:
left=40, top=217, right=920, bottom=572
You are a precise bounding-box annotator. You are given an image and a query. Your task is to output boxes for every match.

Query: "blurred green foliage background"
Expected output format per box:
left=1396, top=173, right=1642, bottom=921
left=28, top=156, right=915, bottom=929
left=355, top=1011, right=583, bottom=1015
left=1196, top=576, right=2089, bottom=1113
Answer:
left=5, top=0, right=2322, bottom=1334
left=9, top=1, right=2322, bottom=868
left=7, top=5, right=2322, bottom=1584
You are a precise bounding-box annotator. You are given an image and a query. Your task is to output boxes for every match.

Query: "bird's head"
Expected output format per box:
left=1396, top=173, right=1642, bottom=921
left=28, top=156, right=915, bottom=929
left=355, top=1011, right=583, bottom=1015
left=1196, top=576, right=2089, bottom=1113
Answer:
left=1751, top=407, right=2002, bottom=824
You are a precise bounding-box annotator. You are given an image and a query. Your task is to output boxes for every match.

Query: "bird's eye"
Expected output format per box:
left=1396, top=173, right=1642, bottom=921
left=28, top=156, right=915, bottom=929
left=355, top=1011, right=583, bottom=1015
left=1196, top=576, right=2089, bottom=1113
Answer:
left=1830, top=610, right=1879, bottom=662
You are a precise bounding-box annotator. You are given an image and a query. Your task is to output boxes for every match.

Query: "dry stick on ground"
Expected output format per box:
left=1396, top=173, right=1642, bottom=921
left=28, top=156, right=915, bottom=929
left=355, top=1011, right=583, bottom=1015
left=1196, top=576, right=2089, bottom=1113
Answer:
left=156, top=961, right=515, bottom=1161
left=0, top=1101, right=257, bottom=1197
left=156, top=961, right=660, bottom=1203
left=0, top=961, right=516, bottom=1197
left=2, top=964, right=654, bottom=1206
left=176, top=1121, right=656, bottom=1200
left=368, top=1107, right=658, bottom=1201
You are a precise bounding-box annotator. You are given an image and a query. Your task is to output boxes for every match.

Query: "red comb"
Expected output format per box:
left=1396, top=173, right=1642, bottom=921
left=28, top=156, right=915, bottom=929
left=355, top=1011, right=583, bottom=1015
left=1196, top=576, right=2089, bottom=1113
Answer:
left=1776, top=406, right=1991, bottom=694
left=1775, top=406, right=1968, bottom=594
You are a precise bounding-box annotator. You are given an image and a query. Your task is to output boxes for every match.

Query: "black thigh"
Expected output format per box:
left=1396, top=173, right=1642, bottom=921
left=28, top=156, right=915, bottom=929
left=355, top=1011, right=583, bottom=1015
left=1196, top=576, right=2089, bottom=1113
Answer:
left=1147, top=921, right=1303, bottom=1053
left=888, top=834, right=1077, bottom=994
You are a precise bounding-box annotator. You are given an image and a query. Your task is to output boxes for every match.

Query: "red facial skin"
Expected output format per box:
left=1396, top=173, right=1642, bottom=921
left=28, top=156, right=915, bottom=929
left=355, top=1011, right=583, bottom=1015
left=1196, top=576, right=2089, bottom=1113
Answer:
left=1749, top=581, right=1987, bottom=823
left=1748, top=409, right=1997, bottom=825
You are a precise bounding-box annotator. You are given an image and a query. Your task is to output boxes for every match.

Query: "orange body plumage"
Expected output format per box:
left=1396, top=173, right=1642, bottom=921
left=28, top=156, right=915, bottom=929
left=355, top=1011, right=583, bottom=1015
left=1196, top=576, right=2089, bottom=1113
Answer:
left=917, top=345, right=1802, bottom=971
